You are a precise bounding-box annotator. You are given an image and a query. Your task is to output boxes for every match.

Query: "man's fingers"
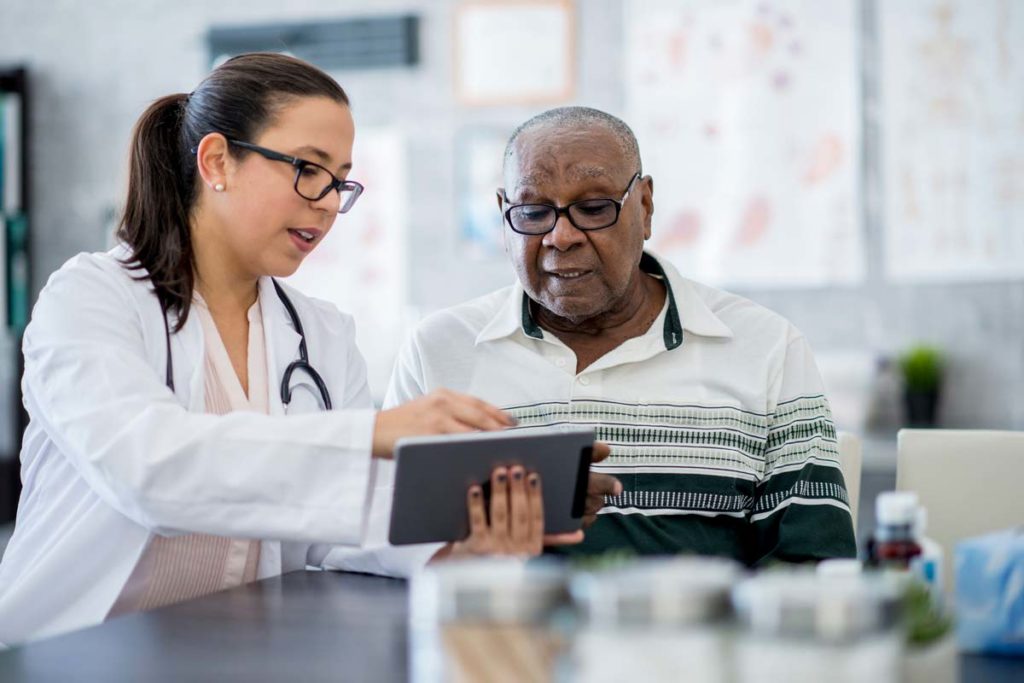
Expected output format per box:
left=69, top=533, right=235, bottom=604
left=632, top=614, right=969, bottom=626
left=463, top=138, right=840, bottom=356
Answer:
left=584, top=495, right=606, bottom=517
left=590, top=441, right=612, bottom=463
left=581, top=472, right=619, bottom=530
left=582, top=503, right=604, bottom=529
left=588, top=472, right=622, bottom=497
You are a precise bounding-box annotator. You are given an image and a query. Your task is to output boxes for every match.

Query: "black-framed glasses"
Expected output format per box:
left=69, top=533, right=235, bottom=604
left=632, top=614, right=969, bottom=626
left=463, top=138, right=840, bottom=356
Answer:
left=227, top=139, right=364, bottom=214
left=500, top=172, right=642, bottom=235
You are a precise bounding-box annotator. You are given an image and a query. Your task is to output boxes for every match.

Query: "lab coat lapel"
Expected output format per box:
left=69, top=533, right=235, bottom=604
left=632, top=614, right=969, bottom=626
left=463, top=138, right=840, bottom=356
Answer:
left=256, top=277, right=302, bottom=578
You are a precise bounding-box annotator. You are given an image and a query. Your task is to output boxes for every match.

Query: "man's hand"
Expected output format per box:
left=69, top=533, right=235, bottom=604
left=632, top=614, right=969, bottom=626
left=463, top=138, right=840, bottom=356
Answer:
left=583, top=442, right=622, bottom=529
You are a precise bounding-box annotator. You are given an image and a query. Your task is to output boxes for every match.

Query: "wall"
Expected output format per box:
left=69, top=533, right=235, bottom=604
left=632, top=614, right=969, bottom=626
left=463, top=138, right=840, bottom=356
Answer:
left=0, top=0, right=1020, bottom=430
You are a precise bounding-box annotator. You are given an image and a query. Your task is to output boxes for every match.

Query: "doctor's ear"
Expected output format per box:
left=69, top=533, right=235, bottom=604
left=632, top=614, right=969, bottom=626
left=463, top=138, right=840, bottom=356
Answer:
left=195, top=133, right=231, bottom=193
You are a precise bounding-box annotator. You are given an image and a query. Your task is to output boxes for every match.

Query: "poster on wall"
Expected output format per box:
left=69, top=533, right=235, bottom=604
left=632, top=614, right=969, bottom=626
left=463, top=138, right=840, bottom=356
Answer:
left=455, top=0, right=574, bottom=105
left=457, top=128, right=510, bottom=259
left=285, top=127, right=408, bottom=404
left=624, top=0, right=864, bottom=288
left=881, top=0, right=1024, bottom=282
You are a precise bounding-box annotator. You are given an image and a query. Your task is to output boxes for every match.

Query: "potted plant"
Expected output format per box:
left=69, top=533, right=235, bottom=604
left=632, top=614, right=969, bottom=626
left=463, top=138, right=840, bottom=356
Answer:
left=899, top=345, right=943, bottom=427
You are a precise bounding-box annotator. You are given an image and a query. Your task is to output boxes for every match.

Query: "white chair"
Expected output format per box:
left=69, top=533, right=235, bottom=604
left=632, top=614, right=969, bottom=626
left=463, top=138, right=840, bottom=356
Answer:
left=836, top=431, right=862, bottom=539
left=896, top=429, right=1024, bottom=595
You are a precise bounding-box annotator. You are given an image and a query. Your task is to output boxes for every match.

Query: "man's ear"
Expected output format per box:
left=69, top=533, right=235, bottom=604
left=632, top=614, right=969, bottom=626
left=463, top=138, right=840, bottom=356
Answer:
left=497, top=190, right=510, bottom=254
left=641, top=175, right=655, bottom=240
left=196, top=133, right=232, bottom=191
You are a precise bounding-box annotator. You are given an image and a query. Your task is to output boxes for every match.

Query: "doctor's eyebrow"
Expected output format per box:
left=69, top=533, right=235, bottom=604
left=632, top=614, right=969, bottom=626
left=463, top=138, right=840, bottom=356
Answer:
left=292, top=145, right=352, bottom=174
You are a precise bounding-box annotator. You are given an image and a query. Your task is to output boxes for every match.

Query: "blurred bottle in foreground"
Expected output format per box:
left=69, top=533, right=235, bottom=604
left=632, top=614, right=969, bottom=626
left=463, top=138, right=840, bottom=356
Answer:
left=732, top=570, right=904, bottom=683
left=566, top=557, right=740, bottom=683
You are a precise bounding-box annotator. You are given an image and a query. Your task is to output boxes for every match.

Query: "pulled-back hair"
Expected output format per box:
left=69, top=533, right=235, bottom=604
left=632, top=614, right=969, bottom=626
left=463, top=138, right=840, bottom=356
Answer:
left=117, top=52, right=349, bottom=330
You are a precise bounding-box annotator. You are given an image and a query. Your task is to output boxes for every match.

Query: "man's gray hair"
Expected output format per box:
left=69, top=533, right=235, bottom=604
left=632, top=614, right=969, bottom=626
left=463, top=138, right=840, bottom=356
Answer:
left=503, top=106, right=642, bottom=174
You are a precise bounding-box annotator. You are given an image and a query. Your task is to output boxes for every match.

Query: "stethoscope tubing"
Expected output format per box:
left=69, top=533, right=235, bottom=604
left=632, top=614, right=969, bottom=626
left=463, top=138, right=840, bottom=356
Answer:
left=162, top=279, right=333, bottom=410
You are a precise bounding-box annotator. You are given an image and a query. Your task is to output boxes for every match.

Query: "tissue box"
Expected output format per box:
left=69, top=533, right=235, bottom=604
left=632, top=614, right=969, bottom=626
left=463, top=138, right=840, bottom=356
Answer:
left=955, top=528, right=1024, bottom=656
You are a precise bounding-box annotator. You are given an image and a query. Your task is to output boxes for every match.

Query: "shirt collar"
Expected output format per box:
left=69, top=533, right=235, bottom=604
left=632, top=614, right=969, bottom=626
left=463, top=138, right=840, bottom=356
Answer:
left=657, top=254, right=735, bottom=341
left=475, top=251, right=733, bottom=347
left=474, top=283, right=534, bottom=345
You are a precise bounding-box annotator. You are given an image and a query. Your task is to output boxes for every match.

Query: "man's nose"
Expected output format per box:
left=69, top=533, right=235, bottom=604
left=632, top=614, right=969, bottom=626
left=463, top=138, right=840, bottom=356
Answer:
left=542, top=212, right=586, bottom=251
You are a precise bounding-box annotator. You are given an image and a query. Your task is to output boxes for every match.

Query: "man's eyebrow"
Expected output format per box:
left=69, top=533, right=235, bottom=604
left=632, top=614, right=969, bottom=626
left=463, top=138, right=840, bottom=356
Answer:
left=293, top=145, right=352, bottom=173
left=508, top=173, right=549, bottom=199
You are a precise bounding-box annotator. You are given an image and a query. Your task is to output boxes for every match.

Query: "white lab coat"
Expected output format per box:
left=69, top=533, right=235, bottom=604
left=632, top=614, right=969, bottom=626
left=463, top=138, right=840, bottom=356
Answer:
left=0, top=247, right=378, bottom=646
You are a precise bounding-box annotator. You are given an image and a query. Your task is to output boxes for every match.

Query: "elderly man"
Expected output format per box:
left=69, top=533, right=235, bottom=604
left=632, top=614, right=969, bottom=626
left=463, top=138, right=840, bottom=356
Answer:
left=328, top=107, right=855, bottom=572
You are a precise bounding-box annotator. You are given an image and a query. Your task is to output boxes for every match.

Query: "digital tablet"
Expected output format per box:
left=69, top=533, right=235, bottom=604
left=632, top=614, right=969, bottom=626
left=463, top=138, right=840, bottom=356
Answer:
left=388, top=427, right=595, bottom=545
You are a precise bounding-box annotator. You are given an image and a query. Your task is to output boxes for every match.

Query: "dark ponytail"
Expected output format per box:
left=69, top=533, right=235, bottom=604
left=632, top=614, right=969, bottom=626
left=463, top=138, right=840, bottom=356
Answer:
left=119, top=94, right=194, bottom=328
left=116, top=53, right=350, bottom=330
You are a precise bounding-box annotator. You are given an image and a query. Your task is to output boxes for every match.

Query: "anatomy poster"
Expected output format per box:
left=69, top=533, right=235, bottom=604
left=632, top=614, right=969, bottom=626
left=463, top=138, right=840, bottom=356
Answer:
left=625, top=0, right=864, bottom=287
left=881, top=0, right=1024, bottom=282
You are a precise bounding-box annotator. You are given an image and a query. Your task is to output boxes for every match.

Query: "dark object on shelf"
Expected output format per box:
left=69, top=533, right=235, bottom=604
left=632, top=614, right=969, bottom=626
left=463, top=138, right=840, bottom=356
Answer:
left=904, top=388, right=940, bottom=427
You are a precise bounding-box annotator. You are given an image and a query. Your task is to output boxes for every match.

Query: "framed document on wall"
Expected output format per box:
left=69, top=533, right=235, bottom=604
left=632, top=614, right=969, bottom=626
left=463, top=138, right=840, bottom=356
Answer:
left=454, top=0, right=575, bottom=106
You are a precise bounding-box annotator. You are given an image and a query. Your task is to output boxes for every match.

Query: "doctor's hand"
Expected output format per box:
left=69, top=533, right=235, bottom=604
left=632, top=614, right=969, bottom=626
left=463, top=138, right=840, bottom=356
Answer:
left=429, top=465, right=583, bottom=563
left=583, top=442, right=622, bottom=530
left=372, top=389, right=514, bottom=459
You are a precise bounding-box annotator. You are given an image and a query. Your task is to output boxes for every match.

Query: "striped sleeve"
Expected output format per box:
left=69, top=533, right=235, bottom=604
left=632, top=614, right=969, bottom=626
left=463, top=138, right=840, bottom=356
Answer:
left=749, top=333, right=857, bottom=565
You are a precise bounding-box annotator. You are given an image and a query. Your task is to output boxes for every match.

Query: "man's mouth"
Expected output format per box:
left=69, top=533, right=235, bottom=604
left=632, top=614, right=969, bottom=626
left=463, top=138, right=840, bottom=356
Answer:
left=547, top=269, right=592, bottom=280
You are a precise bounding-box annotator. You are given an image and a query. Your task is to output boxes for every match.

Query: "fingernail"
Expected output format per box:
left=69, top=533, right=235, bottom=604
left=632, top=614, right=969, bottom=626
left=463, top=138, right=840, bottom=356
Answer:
left=471, top=487, right=482, bottom=498
left=513, top=469, right=523, bottom=481
left=496, top=470, right=507, bottom=484
left=529, top=475, right=539, bottom=488
left=505, top=414, right=518, bottom=425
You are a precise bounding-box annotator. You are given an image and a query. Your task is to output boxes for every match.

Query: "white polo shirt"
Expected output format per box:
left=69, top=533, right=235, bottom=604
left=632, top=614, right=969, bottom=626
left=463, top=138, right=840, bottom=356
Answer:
left=324, top=251, right=855, bottom=574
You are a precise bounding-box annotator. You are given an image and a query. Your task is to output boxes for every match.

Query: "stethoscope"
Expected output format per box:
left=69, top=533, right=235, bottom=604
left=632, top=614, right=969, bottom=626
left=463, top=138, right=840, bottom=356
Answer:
left=161, top=279, right=333, bottom=410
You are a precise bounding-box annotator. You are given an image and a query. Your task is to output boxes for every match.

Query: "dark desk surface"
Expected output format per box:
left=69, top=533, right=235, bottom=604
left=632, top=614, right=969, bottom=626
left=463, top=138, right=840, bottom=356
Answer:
left=0, top=570, right=1021, bottom=682
left=0, top=571, right=409, bottom=682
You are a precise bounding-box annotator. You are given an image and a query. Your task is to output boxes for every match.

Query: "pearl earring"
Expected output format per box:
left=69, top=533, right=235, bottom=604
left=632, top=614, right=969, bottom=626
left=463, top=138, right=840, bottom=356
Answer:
left=213, top=183, right=225, bottom=192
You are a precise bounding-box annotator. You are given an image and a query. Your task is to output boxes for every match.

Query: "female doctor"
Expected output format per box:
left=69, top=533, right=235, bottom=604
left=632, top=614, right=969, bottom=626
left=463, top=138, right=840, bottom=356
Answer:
left=0, top=53, right=567, bottom=646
